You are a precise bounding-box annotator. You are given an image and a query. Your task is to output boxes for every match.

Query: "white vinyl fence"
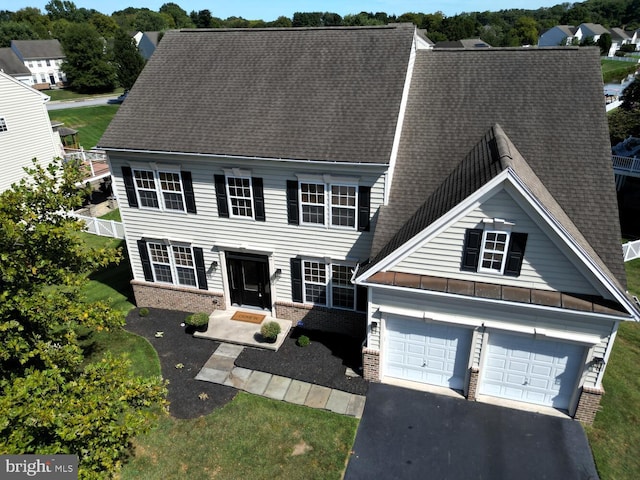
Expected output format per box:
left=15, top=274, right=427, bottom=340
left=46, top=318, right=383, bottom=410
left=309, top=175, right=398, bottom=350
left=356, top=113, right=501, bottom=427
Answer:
left=70, top=213, right=125, bottom=239
left=623, top=240, right=640, bottom=262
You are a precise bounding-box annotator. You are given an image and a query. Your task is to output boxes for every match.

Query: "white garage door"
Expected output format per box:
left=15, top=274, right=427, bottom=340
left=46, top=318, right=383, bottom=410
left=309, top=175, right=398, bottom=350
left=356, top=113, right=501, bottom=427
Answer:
left=479, top=332, right=585, bottom=409
left=385, top=317, right=472, bottom=390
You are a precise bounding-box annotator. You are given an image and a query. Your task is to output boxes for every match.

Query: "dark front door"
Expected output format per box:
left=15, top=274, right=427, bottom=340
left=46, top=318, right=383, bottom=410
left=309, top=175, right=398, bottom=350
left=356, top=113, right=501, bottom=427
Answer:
left=227, top=253, right=271, bottom=309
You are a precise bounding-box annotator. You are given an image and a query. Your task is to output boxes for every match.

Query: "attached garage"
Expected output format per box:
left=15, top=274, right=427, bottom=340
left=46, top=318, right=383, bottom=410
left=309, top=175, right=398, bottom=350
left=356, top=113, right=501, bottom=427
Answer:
left=384, top=316, right=473, bottom=390
left=479, top=332, right=585, bottom=410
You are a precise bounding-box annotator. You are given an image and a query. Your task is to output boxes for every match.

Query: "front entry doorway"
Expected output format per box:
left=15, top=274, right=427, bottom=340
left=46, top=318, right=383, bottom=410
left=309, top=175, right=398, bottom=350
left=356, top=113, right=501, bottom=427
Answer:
left=226, top=252, right=271, bottom=309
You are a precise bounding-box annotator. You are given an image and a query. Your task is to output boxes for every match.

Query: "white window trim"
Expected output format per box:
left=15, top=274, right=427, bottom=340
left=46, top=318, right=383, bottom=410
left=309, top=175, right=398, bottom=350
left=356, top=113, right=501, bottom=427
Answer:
left=302, top=258, right=357, bottom=310
left=477, top=229, right=511, bottom=275
left=299, top=181, right=326, bottom=226
left=329, top=183, right=358, bottom=230
left=147, top=241, right=198, bottom=288
left=297, top=181, right=359, bottom=229
left=132, top=167, right=186, bottom=212
left=0, top=117, right=7, bottom=133
left=225, top=175, right=255, bottom=220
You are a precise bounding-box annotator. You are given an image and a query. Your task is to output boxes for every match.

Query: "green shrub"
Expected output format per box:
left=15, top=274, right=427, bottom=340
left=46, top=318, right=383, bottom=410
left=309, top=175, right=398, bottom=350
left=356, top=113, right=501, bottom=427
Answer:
left=185, top=312, right=209, bottom=327
left=260, top=321, right=281, bottom=339
left=297, top=335, right=310, bottom=347
left=138, top=307, right=150, bottom=317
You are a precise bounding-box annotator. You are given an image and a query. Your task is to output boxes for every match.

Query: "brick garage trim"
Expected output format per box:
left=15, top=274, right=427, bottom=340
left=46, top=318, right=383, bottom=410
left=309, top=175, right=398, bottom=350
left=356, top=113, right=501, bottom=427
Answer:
left=275, top=302, right=366, bottom=338
left=132, top=280, right=224, bottom=313
left=467, top=367, right=480, bottom=400
left=574, top=386, right=604, bottom=424
left=362, top=348, right=380, bottom=382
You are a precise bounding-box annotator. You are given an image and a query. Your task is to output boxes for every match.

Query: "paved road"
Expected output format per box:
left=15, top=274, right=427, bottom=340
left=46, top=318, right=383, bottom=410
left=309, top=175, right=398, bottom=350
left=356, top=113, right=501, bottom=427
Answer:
left=345, top=383, right=599, bottom=480
left=47, top=95, right=119, bottom=111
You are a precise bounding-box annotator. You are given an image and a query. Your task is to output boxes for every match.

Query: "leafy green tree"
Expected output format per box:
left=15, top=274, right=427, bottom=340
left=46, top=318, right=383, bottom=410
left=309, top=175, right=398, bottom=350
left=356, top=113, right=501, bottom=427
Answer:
left=622, top=78, right=640, bottom=111
left=159, top=2, right=194, bottom=28
left=0, top=21, right=38, bottom=48
left=45, top=0, right=79, bottom=21
left=292, top=11, right=323, bottom=27
left=14, top=7, right=51, bottom=39
left=597, top=33, right=612, bottom=56
left=513, top=16, right=539, bottom=45
left=112, top=28, right=145, bottom=90
left=89, top=12, right=119, bottom=38
left=268, top=16, right=292, bottom=27
left=0, top=159, right=167, bottom=479
left=133, top=9, right=168, bottom=31
left=60, top=23, right=117, bottom=93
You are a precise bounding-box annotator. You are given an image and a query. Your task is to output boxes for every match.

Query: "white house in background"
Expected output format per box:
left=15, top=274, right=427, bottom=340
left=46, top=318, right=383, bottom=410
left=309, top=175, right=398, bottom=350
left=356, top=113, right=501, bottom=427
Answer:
left=137, top=32, right=160, bottom=60
left=0, top=48, right=33, bottom=85
left=0, top=71, right=64, bottom=192
left=538, top=25, right=578, bottom=46
left=99, top=26, right=638, bottom=424
left=10, top=39, right=66, bottom=90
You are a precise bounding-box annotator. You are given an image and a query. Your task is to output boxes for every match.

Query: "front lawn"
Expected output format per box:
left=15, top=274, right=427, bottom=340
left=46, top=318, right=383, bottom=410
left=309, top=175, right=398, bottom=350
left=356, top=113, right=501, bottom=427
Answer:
left=586, top=258, right=640, bottom=478
left=120, top=392, right=358, bottom=480
left=48, top=105, right=119, bottom=149
left=44, top=88, right=124, bottom=102
left=601, top=59, right=637, bottom=83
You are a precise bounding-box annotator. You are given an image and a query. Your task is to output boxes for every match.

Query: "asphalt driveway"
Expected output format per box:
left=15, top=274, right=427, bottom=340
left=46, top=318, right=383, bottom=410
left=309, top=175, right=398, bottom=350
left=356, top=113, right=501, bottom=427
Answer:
left=345, top=383, right=599, bottom=480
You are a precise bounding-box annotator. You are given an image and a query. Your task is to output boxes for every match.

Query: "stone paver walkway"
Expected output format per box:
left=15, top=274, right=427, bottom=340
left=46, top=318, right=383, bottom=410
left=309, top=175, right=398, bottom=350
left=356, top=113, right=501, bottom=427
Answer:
left=195, top=343, right=366, bottom=418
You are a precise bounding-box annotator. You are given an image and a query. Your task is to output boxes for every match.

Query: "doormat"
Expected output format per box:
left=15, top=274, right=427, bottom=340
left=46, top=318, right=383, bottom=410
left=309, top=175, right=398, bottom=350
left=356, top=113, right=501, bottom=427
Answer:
left=231, top=311, right=266, bottom=324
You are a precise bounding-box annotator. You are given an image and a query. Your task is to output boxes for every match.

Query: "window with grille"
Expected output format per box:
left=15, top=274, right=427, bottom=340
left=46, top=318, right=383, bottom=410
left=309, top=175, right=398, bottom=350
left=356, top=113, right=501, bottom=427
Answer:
left=300, top=182, right=325, bottom=225
left=330, top=185, right=357, bottom=228
left=478, top=230, right=510, bottom=274
left=133, top=169, right=185, bottom=211
left=147, top=243, right=196, bottom=286
left=227, top=176, right=254, bottom=218
left=0, top=118, right=7, bottom=133
left=302, top=260, right=355, bottom=309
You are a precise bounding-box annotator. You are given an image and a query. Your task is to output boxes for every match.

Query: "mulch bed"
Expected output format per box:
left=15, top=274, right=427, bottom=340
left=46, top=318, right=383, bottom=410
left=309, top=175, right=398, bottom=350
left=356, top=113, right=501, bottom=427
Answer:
left=124, top=308, right=237, bottom=419
left=124, top=308, right=369, bottom=419
left=235, top=327, right=369, bottom=396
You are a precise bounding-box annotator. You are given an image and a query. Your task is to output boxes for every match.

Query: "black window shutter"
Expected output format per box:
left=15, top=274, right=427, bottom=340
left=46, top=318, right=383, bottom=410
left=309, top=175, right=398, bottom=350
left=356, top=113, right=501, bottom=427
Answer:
left=504, top=232, right=528, bottom=277
left=356, top=285, right=368, bottom=312
left=214, top=174, right=229, bottom=218
left=252, top=177, right=266, bottom=221
left=286, top=180, right=299, bottom=225
left=137, top=240, right=153, bottom=281
left=122, top=166, right=138, bottom=208
left=357, top=186, right=371, bottom=232
left=461, top=228, right=483, bottom=272
left=193, top=247, right=208, bottom=290
left=290, top=258, right=303, bottom=303
left=182, top=171, right=197, bottom=214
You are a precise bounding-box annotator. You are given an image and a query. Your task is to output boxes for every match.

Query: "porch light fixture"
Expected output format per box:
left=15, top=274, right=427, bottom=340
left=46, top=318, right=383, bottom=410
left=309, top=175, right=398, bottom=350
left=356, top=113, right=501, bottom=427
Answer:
left=274, top=268, right=282, bottom=279
left=210, top=261, right=218, bottom=271
left=371, top=321, right=379, bottom=334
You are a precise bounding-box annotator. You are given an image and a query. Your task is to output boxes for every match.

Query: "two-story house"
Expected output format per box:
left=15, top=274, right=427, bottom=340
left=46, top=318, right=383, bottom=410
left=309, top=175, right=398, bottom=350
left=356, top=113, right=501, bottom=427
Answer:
left=99, top=25, right=638, bottom=424
left=10, top=39, right=66, bottom=90
left=0, top=71, right=64, bottom=192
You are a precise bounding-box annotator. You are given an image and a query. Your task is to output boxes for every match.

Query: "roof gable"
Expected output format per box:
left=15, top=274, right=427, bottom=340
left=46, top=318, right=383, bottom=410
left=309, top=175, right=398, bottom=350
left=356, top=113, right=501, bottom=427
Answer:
left=372, top=47, right=625, bottom=288
left=11, top=40, right=64, bottom=60
left=99, top=24, right=416, bottom=164
left=0, top=48, right=31, bottom=76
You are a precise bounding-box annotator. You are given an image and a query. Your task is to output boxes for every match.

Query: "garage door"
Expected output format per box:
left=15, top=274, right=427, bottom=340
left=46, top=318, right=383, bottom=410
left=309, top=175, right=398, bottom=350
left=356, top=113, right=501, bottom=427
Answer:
left=479, top=332, right=585, bottom=409
left=385, top=317, right=473, bottom=390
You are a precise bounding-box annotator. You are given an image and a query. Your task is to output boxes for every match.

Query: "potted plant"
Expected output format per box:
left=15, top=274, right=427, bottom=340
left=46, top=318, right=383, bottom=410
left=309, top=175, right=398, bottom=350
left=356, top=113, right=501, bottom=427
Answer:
left=185, top=312, right=209, bottom=333
left=260, top=321, right=281, bottom=343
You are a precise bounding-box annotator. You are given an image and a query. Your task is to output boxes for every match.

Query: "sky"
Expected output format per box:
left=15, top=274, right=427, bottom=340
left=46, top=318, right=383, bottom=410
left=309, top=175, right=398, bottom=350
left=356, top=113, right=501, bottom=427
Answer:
left=9, top=1, right=563, bottom=22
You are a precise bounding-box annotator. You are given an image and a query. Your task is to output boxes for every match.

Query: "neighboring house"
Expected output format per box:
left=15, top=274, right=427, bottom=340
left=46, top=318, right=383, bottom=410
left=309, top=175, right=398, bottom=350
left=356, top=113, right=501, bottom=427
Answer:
left=538, top=25, right=578, bottom=46
left=99, top=25, right=638, bottom=424
left=576, top=23, right=610, bottom=44
left=435, top=38, right=491, bottom=48
left=0, top=48, right=33, bottom=85
left=137, top=31, right=160, bottom=60
left=10, top=39, right=66, bottom=90
left=0, top=71, right=64, bottom=192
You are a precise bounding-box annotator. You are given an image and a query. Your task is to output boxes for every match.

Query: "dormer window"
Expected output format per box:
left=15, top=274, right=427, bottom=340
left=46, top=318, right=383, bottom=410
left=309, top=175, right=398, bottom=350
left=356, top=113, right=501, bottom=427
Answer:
left=461, top=220, right=528, bottom=277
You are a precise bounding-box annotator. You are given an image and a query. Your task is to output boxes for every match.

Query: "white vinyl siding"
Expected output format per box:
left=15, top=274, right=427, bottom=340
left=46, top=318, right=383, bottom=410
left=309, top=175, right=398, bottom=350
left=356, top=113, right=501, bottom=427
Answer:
left=108, top=152, right=385, bottom=301
left=0, top=73, right=62, bottom=192
left=394, top=187, right=603, bottom=296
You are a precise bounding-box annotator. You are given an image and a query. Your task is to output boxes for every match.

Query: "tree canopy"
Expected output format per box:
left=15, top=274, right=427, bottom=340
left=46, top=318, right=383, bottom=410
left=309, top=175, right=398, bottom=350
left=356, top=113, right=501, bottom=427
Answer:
left=0, top=159, right=166, bottom=479
left=113, top=28, right=146, bottom=90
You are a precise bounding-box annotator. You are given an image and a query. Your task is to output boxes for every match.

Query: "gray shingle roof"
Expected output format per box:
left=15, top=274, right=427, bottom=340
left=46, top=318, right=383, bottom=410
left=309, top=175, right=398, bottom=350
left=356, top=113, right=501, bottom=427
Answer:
left=99, top=25, right=416, bottom=163
left=11, top=39, right=64, bottom=60
left=371, top=47, right=626, bottom=287
left=0, top=48, right=31, bottom=76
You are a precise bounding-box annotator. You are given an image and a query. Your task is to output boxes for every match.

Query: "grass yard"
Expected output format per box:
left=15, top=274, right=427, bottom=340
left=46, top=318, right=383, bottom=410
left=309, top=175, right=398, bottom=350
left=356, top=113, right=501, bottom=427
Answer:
left=586, top=258, right=640, bottom=478
left=601, top=59, right=637, bottom=83
left=100, top=209, right=122, bottom=222
left=44, top=88, right=124, bottom=102
left=48, top=105, right=119, bottom=149
left=119, top=392, right=358, bottom=480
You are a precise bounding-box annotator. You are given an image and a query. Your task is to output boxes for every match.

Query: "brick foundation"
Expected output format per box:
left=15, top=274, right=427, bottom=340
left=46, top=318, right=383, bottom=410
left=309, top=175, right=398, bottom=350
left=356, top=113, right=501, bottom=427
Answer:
left=362, top=348, right=380, bottom=382
left=467, top=367, right=480, bottom=400
left=574, top=386, right=604, bottom=424
left=275, top=302, right=366, bottom=338
left=132, top=281, right=224, bottom=313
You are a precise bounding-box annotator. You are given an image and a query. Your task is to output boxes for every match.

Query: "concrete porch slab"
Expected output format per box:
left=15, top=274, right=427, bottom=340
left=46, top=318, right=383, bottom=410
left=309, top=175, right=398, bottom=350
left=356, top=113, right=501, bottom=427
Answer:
left=194, top=308, right=292, bottom=351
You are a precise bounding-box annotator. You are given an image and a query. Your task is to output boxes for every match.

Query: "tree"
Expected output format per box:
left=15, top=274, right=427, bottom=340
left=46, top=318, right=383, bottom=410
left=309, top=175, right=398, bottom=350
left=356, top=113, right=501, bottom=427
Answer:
left=14, top=7, right=51, bottom=39
left=597, top=33, right=612, bottom=56
left=112, top=28, right=145, bottom=90
left=0, top=21, right=38, bottom=48
left=133, top=9, right=168, bottom=31
left=513, top=16, right=539, bottom=45
left=89, top=12, right=119, bottom=39
left=60, top=23, right=117, bottom=93
left=0, top=159, right=166, bottom=479
left=159, top=2, right=194, bottom=28
left=45, top=0, right=79, bottom=21
left=622, top=78, right=640, bottom=111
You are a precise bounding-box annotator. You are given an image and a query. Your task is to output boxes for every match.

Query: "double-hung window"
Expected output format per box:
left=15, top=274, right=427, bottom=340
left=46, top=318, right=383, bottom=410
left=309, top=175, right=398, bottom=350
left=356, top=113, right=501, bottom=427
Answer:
left=461, top=221, right=528, bottom=277
left=0, top=117, right=7, bottom=133
left=227, top=176, right=254, bottom=218
left=300, top=260, right=356, bottom=310
left=139, top=240, right=207, bottom=289
left=214, top=172, right=265, bottom=221
left=288, top=176, right=369, bottom=230
left=478, top=230, right=510, bottom=274
left=122, top=166, right=196, bottom=213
